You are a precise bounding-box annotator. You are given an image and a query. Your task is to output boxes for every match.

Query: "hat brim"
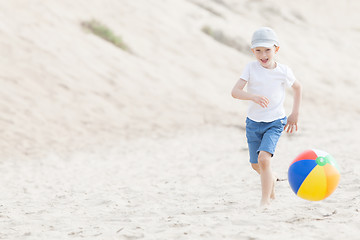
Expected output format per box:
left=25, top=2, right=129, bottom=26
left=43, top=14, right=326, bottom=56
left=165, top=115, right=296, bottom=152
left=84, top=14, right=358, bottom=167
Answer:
left=251, top=42, right=277, bottom=49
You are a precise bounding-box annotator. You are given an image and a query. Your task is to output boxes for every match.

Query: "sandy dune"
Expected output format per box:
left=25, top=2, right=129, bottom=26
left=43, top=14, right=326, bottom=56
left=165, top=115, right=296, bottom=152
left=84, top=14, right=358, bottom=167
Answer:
left=0, top=0, right=360, bottom=239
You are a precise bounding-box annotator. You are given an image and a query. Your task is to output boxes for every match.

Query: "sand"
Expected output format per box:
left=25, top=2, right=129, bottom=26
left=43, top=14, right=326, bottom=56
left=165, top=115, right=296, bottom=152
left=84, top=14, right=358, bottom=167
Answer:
left=0, top=0, right=360, bottom=239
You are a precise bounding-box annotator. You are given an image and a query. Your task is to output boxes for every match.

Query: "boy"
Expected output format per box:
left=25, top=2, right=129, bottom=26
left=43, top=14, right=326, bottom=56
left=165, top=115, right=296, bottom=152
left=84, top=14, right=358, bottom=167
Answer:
left=231, top=27, right=302, bottom=206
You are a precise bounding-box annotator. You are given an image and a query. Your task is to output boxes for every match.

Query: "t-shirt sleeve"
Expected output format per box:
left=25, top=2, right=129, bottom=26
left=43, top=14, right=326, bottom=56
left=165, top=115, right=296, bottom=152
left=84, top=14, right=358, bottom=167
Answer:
left=286, top=66, right=296, bottom=87
left=239, top=62, right=251, bottom=82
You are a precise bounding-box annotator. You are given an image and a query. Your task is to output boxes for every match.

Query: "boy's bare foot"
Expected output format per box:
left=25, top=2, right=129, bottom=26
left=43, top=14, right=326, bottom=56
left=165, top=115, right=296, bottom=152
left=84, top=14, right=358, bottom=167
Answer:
left=260, top=199, right=270, bottom=207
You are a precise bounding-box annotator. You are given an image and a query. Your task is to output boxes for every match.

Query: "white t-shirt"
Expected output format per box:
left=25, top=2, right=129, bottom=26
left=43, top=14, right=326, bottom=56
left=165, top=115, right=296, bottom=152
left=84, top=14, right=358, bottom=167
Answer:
left=240, top=61, right=296, bottom=122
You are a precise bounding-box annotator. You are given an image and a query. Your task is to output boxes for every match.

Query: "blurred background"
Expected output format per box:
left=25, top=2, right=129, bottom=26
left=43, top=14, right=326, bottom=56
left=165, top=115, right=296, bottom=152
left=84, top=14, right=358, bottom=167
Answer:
left=1, top=0, right=360, bottom=159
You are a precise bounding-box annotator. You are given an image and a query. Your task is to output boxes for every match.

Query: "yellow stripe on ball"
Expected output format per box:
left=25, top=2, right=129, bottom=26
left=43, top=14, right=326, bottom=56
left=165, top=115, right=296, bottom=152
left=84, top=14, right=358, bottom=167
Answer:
left=297, top=165, right=327, bottom=201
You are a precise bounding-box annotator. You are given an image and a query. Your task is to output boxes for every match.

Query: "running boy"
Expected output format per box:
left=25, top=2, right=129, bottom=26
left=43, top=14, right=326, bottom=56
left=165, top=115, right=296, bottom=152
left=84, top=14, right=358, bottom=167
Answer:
left=231, top=27, right=302, bottom=206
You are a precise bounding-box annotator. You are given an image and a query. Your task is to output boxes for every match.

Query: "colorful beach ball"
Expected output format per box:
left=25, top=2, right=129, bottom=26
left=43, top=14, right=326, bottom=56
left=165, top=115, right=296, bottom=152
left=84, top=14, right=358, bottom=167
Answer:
left=288, top=149, right=340, bottom=201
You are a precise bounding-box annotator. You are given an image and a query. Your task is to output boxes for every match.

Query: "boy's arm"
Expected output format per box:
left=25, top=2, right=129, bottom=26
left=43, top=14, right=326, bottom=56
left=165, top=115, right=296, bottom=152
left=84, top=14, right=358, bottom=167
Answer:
left=231, top=79, right=269, bottom=108
left=284, top=80, right=302, bottom=133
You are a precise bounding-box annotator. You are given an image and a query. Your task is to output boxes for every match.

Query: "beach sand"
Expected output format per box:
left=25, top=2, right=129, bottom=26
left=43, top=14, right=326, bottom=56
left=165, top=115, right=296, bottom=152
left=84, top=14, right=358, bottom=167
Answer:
left=0, top=0, right=360, bottom=239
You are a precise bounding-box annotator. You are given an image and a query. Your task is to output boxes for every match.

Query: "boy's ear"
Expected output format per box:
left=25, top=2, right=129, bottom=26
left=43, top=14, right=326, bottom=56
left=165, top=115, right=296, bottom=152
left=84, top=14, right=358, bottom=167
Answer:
left=251, top=49, right=255, bottom=54
left=275, top=46, right=280, bottom=53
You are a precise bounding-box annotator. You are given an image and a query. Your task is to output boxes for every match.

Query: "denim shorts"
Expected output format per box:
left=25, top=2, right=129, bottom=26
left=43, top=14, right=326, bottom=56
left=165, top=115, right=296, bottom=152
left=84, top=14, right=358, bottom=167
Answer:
left=245, top=117, right=287, bottom=164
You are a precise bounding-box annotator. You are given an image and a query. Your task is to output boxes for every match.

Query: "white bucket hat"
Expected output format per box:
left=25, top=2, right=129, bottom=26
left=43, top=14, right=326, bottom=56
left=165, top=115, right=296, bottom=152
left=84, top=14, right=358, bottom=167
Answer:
left=251, top=27, right=279, bottom=49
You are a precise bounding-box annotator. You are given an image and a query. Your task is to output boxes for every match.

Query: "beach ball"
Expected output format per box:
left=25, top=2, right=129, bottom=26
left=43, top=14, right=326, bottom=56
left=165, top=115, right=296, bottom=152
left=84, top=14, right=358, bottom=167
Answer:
left=288, top=149, right=340, bottom=201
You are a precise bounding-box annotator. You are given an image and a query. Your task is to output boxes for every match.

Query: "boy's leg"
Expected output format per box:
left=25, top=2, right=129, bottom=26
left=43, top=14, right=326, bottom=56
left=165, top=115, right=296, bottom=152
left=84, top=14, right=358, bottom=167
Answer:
left=258, top=151, right=274, bottom=206
left=257, top=117, right=286, bottom=205
left=251, top=163, right=260, bottom=174
left=252, top=162, right=276, bottom=199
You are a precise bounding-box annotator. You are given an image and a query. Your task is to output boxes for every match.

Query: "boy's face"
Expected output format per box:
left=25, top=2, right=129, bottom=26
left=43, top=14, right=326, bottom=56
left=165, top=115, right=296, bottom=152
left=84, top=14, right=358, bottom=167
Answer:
left=252, top=46, right=279, bottom=69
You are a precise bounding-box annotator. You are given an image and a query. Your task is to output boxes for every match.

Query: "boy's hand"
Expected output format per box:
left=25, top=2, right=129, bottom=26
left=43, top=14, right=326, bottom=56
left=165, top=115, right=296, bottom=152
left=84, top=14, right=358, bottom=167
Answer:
left=252, top=95, right=269, bottom=108
left=284, top=113, right=298, bottom=133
